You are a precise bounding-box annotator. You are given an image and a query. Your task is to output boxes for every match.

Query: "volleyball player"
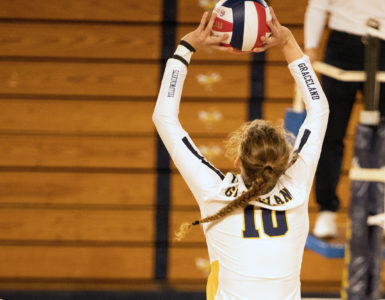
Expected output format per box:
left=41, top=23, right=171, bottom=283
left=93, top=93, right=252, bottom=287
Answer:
left=153, top=8, right=329, bottom=300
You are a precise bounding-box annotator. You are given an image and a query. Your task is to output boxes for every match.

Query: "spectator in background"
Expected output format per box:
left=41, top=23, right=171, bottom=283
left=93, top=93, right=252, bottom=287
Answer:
left=304, top=0, right=385, bottom=238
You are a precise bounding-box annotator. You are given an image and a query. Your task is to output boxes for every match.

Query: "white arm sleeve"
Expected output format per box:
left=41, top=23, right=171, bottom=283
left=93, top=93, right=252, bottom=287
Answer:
left=304, top=0, right=330, bottom=49
left=286, top=55, right=329, bottom=192
left=249, top=56, right=329, bottom=211
left=153, top=52, right=225, bottom=206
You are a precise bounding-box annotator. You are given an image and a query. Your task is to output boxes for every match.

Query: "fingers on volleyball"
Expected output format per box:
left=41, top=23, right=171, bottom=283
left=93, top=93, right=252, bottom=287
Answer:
left=198, top=12, right=209, bottom=32
left=198, top=11, right=216, bottom=35
left=206, top=12, right=217, bottom=35
left=264, top=7, right=280, bottom=37
left=270, top=7, right=279, bottom=26
left=211, top=33, right=229, bottom=45
left=252, top=45, right=268, bottom=53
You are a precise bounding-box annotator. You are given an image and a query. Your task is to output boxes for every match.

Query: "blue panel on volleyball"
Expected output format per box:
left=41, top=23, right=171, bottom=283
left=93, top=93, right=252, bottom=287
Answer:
left=222, top=0, right=266, bottom=6
left=284, top=109, right=306, bottom=137
left=221, top=0, right=244, bottom=7
left=254, top=0, right=268, bottom=6
left=222, top=0, right=245, bottom=50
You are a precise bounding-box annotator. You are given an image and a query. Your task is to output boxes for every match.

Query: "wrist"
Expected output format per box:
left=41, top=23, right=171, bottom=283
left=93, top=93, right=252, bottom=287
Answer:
left=281, top=34, right=304, bottom=64
left=172, top=40, right=196, bottom=66
left=179, top=40, right=196, bottom=53
left=181, top=33, right=198, bottom=51
left=279, top=31, right=293, bottom=49
left=281, top=34, right=297, bottom=52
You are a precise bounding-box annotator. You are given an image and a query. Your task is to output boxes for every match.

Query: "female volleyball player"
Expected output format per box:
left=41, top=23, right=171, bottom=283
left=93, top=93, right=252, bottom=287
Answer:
left=153, top=8, right=329, bottom=300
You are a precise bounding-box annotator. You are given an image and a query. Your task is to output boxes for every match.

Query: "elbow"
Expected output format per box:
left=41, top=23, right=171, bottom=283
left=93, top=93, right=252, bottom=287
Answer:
left=152, top=109, right=171, bottom=131
left=324, top=100, right=330, bottom=116
left=152, top=109, right=160, bottom=127
left=152, top=110, right=164, bottom=133
left=319, top=105, right=330, bottom=124
left=318, top=94, right=330, bottom=117
left=319, top=104, right=329, bottom=119
left=152, top=108, right=181, bottom=133
left=152, top=111, right=157, bottom=125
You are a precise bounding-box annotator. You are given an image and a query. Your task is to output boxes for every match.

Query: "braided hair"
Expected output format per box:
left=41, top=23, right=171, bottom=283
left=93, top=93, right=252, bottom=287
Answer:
left=175, top=119, right=296, bottom=241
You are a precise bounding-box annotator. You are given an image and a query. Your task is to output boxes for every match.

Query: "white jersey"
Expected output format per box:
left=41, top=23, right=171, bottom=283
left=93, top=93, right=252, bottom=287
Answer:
left=153, top=48, right=329, bottom=300
left=304, top=0, right=385, bottom=49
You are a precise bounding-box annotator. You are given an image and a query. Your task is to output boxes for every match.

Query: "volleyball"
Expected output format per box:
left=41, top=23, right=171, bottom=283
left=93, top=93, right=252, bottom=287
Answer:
left=212, top=0, right=272, bottom=51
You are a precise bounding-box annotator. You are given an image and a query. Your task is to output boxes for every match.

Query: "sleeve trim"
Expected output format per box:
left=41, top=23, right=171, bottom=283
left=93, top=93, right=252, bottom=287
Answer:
left=179, top=40, right=196, bottom=52
left=182, top=136, right=225, bottom=180
left=296, top=129, right=311, bottom=154
left=172, top=54, right=189, bottom=67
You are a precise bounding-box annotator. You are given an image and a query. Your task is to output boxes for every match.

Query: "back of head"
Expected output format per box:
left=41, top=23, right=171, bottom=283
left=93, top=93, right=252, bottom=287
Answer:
left=235, top=119, right=292, bottom=193
left=175, top=119, right=294, bottom=241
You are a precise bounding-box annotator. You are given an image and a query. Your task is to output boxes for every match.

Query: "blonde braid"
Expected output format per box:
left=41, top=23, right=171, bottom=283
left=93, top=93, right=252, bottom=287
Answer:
left=175, top=172, right=269, bottom=241
left=199, top=183, right=260, bottom=223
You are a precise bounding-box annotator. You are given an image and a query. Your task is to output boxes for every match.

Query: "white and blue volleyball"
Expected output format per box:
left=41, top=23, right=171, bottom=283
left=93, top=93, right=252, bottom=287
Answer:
left=212, top=0, right=272, bottom=51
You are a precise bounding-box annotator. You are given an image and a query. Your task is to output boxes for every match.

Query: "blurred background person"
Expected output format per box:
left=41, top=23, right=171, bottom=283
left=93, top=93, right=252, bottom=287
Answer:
left=304, top=0, right=385, bottom=238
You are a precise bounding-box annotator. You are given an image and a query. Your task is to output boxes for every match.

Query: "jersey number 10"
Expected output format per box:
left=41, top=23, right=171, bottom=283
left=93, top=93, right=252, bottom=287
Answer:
left=243, top=205, right=288, bottom=238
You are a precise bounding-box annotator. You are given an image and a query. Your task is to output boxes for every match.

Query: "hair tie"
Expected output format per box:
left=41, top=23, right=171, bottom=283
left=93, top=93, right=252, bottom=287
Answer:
left=263, top=165, right=273, bottom=171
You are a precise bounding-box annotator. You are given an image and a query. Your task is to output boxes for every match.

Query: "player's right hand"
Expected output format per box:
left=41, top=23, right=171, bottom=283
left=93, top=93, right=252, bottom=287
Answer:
left=182, top=12, right=229, bottom=51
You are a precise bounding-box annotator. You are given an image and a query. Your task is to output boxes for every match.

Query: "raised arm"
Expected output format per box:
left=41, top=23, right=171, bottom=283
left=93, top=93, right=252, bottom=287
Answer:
left=268, top=10, right=329, bottom=195
left=253, top=8, right=329, bottom=203
left=153, top=13, right=228, bottom=205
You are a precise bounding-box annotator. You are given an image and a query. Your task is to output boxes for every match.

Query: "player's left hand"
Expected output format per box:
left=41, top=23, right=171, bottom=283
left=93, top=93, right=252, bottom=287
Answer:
left=252, top=7, right=292, bottom=53
left=182, top=12, right=229, bottom=51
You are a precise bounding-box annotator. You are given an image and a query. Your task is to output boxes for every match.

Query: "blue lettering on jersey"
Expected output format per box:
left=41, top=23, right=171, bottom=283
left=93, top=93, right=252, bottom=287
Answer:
left=243, top=206, right=288, bottom=238
left=225, top=186, right=238, bottom=197
left=280, top=188, right=293, bottom=202
left=261, top=209, right=288, bottom=237
left=274, top=195, right=285, bottom=205
left=256, top=187, right=293, bottom=206
left=224, top=184, right=293, bottom=207
left=167, top=69, right=179, bottom=98
left=298, top=63, right=320, bottom=100
left=259, top=196, right=271, bottom=205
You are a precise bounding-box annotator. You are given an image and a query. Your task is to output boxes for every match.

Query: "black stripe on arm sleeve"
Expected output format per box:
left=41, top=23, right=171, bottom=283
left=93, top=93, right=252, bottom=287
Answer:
left=179, top=40, right=196, bottom=52
left=172, top=54, right=189, bottom=67
left=182, top=136, right=225, bottom=180
left=296, top=129, right=311, bottom=153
